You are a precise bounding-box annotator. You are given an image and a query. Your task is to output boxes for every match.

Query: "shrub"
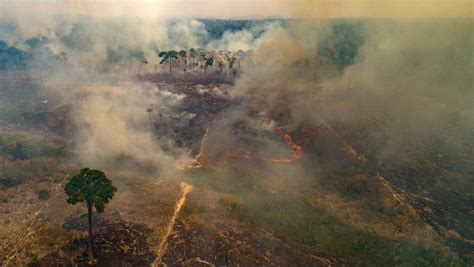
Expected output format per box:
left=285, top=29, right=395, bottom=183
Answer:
left=0, top=170, right=29, bottom=188
left=37, top=189, right=50, bottom=200
left=0, top=132, right=64, bottom=160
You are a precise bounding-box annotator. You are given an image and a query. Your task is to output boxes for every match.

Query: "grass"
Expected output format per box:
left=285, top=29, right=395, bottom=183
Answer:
left=37, top=189, right=50, bottom=200
left=186, top=168, right=468, bottom=266
left=0, top=131, right=66, bottom=160
left=0, top=131, right=71, bottom=189
left=61, top=240, right=80, bottom=254
left=185, top=168, right=266, bottom=195
left=242, top=193, right=467, bottom=266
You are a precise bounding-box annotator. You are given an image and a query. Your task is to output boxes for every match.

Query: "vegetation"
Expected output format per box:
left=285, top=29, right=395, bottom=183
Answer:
left=0, top=43, right=27, bottom=71
left=64, top=168, right=117, bottom=262
left=0, top=168, right=29, bottom=188
left=159, top=50, right=178, bottom=75
left=185, top=169, right=467, bottom=266
left=178, top=50, right=187, bottom=71
left=318, top=20, right=364, bottom=69
left=185, top=168, right=265, bottom=195
left=242, top=192, right=466, bottom=266
left=189, top=48, right=197, bottom=69
left=198, top=19, right=281, bottom=40
left=0, top=132, right=68, bottom=189
left=0, top=132, right=64, bottom=160
left=37, top=189, right=50, bottom=200
left=0, top=36, right=67, bottom=71
left=0, top=18, right=470, bottom=266
left=1, top=19, right=364, bottom=74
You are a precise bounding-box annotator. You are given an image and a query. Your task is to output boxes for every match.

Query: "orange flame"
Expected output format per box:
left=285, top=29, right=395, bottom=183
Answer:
left=284, top=133, right=305, bottom=159
left=263, top=130, right=305, bottom=163
left=225, top=131, right=305, bottom=163
left=186, top=126, right=305, bottom=168
left=226, top=149, right=252, bottom=160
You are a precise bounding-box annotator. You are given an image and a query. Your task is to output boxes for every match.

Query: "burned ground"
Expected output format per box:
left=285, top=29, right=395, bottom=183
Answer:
left=0, top=73, right=471, bottom=266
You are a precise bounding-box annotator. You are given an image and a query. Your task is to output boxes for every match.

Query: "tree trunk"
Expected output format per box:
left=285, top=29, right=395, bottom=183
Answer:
left=87, top=204, right=95, bottom=262
left=148, top=111, right=154, bottom=133
left=169, top=59, right=172, bottom=75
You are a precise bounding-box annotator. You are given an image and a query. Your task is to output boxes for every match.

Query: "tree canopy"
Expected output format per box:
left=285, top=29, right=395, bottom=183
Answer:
left=64, top=168, right=117, bottom=213
left=159, top=50, right=178, bottom=64
left=318, top=20, right=364, bottom=69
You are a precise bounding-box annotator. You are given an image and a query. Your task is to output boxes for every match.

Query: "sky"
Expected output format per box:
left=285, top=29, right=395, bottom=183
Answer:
left=0, top=0, right=472, bottom=19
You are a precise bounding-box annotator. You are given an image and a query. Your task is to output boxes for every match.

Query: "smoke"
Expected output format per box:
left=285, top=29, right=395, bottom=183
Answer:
left=0, top=6, right=258, bottom=178
left=206, top=21, right=282, bottom=51
left=1, top=0, right=471, bottom=176
left=0, top=0, right=297, bottom=179
left=317, top=19, right=473, bottom=165
left=282, top=0, right=472, bottom=18
left=72, top=83, right=190, bottom=176
left=229, top=2, right=473, bottom=166
left=0, top=0, right=472, bottom=264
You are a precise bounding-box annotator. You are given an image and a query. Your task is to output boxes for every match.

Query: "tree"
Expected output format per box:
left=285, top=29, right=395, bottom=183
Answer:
left=205, top=57, right=214, bottom=71
left=224, top=51, right=236, bottom=73
left=146, top=104, right=155, bottom=133
left=236, top=50, right=246, bottom=69
left=159, top=50, right=178, bottom=75
left=137, top=58, right=148, bottom=76
left=64, top=168, right=117, bottom=262
left=199, top=52, right=207, bottom=71
left=178, top=50, right=187, bottom=72
left=318, top=21, right=363, bottom=69
left=189, top=48, right=197, bottom=70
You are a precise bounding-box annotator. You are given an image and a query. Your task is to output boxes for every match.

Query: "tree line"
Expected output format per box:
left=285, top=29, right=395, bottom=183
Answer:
left=157, top=48, right=250, bottom=75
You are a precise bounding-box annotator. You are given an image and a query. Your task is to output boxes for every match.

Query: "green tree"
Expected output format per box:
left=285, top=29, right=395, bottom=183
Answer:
left=199, top=52, right=207, bottom=70
left=318, top=21, right=363, bottom=69
left=159, top=50, right=178, bottom=75
left=64, top=168, right=117, bottom=262
left=189, top=48, right=197, bottom=70
left=178, top=50, right=187, bottom=72
left=205, top=57, right=214, bottom=71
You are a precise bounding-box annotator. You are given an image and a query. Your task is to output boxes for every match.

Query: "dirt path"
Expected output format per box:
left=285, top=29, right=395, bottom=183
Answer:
left=152, top=181, right=193, bottom=266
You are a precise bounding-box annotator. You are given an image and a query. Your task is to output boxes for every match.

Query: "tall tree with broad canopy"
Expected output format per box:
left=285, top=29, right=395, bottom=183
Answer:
left=159, top=50, right=178, bottom=75
left=189, top=48, right=197, bottom=70
left=64, top=168, right=117, bottom=262
left=178, top=50, right=187, bottom=72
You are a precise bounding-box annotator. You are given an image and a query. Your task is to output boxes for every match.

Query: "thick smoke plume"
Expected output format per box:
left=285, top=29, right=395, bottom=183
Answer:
left=2, top=0, right=470, bottom=176
left=230, top=2, right=473, bottom=169
left=0, top=3, right=282, bottom=176
left=72, top=83, right=189, bottom=176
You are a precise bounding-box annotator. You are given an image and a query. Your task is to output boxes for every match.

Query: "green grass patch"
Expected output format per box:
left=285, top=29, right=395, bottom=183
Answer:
left=0, top=131, right=65, bottom=160
left=186, top=169, right=467, bottom=266
left=185, top=168, right=265, bottom=194
left=0, top=168, right=29, bottom=188
left=61, top=240, right=80, bottom=254
left=241, top=192, right=467, bottom=266
left=0, top=157, right=69, bottom=189
left=37, top=189, right=50, bottom=200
